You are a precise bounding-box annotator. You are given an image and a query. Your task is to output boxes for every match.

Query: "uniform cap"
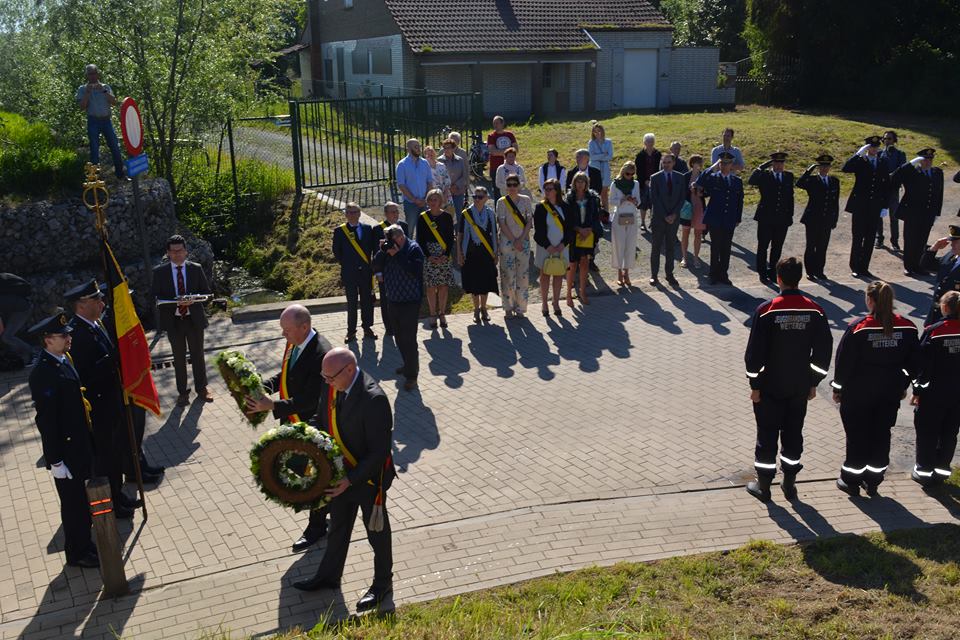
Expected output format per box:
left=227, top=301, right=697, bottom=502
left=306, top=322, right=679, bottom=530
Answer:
left=864, top=135, right=882, bottom=146
left=718, top=151, right=735, bottom=161
left=769, top=151, right=788, bottom=161
left=815, top=154, right=834, bottom=165
left=917, top=148, right=935, bottom=159
left=28, top=311, right=72, bottom=337
left=64, top=279, right=103, bottom=303
left=949, top=225, right=960, bottom=240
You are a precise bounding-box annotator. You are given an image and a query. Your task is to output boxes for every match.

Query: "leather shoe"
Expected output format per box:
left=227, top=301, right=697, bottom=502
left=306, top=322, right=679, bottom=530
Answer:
left=344, top=333, right=357, bottom=344
left=119, top=492, right=142, bottom=509
left=199, top=388, right=214, bottom=402
left=665, top=275, right=679, bottom=288
left=114, top=503, right=135, bottom=519
left=356, top=585, right=393, bottom=612
left=363, top=328, right=378, bottom=340
left=176, top=392, right=190, bottom=407
left=649, top=277, right=660, bottom=286
left=67, top=552, right=99, bottom=569
left=403, top=379, right=418, bottom=391
left=141, top=460, right=165, bottom=476
left=293, top=574, right=340, bottom=592
left=291, top=525, right=327, bottom=553
left=836, top=478, right=860, bottom=497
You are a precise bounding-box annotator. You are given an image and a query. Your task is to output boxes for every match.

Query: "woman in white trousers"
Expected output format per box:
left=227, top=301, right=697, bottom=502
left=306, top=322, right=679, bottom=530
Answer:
left=608, top=161, right=641, bottom=287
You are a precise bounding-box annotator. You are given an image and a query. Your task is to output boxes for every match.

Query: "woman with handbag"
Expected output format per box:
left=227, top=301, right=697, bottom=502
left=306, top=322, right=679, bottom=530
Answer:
left=680, top=154, right=707, bottom=268
left=564, top=172, right=603, bottom=307
left=608, top=161, right=641, bottom=287
left=457, top=186, right=499, bottom=324
left=534, top=178, right=572, bottom=317
left=415, top=189, right=456, bottom=329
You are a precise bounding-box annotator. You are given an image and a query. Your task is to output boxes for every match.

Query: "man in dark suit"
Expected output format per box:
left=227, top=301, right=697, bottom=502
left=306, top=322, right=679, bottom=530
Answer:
left=891, top=148, right=944, bottom=276
left=877, top=130, right=907, bottom=250
left=842, top=136, right=891, bottom=278
left=797, top=154, right=841, bottom=280
left=696, top=152, right=744, bottom=285
left=333, top=203, right=378, bottom=344
left=371, top=202, right=409, bottom=337
left=151, top=235, right=213, bottom=406
left=245, top=303, right=334, bottom=552
left=65, top=280, right=145, bottom=519
left=920, top=225, right=960, bottom=326
left=649, top=153, right=686, bottom=287
left=749, top=152, right=795, bottom=283
left=294, top=348, right=396, bottom=614
left=565, top=149, right=603, bottom=194
left=28, top=312, right=99, bottom=568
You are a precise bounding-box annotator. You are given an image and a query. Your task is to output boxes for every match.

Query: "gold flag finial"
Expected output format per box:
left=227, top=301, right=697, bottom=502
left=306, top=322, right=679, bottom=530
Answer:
left=82, top=162, right=110, bottom=234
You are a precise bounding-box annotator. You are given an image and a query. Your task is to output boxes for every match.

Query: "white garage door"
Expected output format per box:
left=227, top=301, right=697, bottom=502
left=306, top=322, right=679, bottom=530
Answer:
left=622, top=49, right=657, bottom=108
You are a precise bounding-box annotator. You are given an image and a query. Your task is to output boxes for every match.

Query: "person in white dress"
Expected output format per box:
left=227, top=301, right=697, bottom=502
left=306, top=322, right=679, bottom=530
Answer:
left=608, top=161, right=641, bottom=287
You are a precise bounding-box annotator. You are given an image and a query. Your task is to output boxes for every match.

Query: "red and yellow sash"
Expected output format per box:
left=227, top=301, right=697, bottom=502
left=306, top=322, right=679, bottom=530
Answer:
left=326, top=385, right=391, bottom=485
left=339, top=223, right=370, bottom=264
left=279, top=342, right=301, bottom=424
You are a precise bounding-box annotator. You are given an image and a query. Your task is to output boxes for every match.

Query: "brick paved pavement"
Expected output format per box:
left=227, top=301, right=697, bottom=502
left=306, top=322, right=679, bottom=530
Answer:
left=0, top=274, right=957, bottom=639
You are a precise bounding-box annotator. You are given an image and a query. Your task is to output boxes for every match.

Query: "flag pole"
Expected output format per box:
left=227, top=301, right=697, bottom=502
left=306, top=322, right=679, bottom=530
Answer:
left=82, top=163, right=149, bottom=522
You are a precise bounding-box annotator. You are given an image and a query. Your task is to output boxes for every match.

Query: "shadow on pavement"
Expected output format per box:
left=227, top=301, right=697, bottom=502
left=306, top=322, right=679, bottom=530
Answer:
left=466, top=323, right=517, bottom=378
left=150, top=401, right=204, bottom=469
left=423, top=334, right=470, bottom=388
left=392, top=391, right=439, bottom=473
left=275, top=547, right=349, bottom=638
left=506, top=317, right=561, bottom=380
left=661, top=285, right=733, bottom=335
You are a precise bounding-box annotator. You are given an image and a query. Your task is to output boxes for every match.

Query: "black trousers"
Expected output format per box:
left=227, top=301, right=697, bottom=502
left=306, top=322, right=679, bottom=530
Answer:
left=650, top=216, right=680, bottom=278
left=849, top=208, right=882, bottom=273
left=387, top=301, right=420, bottom=380
left=123, top=405, right=146, bottom=476
left=914, top=397, right=960, bottom=480
left=91, top=401, right=129, bottom=501
left=167, top=319, right=207, bottom=394
left=55, top=476, right=93, bottom=562
left=311, top=485, right=392, bottom=589
left=876, top=194, right=900, bottom=243
left=839, top=398, right=900, bottom=487
left=708, top=225, right=734, bottom=281
left=344, top=273, right=374, bottom=335
left=377, top=281, right=395, bottom=335
left=902, top=216, right=934, bottom=273
left=803, top=223, right=832, bottom=277
left=752, top=393, right=807, bottom=479
left=756, top=222, right=789, bottom=279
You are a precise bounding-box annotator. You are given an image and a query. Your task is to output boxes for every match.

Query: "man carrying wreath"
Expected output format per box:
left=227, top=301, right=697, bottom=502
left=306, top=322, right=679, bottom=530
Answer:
left=246, top=304, right=333, bottom=553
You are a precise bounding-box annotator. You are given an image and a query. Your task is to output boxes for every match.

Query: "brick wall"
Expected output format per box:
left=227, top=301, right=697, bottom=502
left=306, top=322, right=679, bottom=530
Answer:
left=669, top=47, right=736, bottom=106
left=424, top=65, right=473, bottom=94
left=481, top=64, right=532, bottom=118
left=591, top=30, right=673, bottom=111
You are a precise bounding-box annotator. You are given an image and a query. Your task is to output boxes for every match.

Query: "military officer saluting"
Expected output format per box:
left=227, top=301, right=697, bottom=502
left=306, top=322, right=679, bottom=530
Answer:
left=797, top=154, right=841, bottom=280
left=696, top=151, right=744, bottom=285
left=842, top=136, right=891, bottom=278
left=748, top=152, right=795, bottom=283
left=28, top=311, right=99, bottom=568
left=920, top=225, right=960, bottom=326
left=890, top=148, right=945, bottom=276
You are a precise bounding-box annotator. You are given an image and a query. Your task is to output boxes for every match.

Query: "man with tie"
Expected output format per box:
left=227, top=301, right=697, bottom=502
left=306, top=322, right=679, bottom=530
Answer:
left=648, top=153, right=686, bottom=287
left=748, top=152, right=795, bottom=283
left=151, top=235, right=213, bottom=407
left=877, top=130, right=907, bottom=250
left=332, top=203, right=378, bottom=344
left=294, top=348, right=396, bottom=614
left=797, top=154, right=841, bottom=280
left=28, top=311, right=99, bottom=568
left=66, top=280, right=147, bottom=519
left=696, top=152, right=744, bottom=285
left=891, top=148, right=945, bottom=276
left=842, top=136, right=891, bottom=278
left=245, top=304, right=334, bottom=552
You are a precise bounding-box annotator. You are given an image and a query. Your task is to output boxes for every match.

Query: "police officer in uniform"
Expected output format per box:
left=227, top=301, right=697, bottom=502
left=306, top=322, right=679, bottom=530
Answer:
left=831, top=281, right=919, bottom=497
left=842, top=136, right=891, bottom=278
left=696, top=151, right=744, bottom=285
left=910, top=290, right=960, bottom=487
left=28, top=311, right=99, bottom=568
left=744, top=257, right=832, bottom=502
left=891, top=148, right=944, bottom=276
left=748, top=152, right=795, bottom=283
left=65, top=279, right=141, bottom=518
left=797, top=154, right=840, bottom=280
left=919, top=225, right=960, bottom=326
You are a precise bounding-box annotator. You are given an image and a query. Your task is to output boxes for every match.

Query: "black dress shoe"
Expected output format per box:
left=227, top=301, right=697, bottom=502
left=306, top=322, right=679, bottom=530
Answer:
left=291, top=525, right=327, bottom=553
left=67, top=552, right=99, bottom=569
left=362, top=328, right=378, bottom=340
left=293, top=574, right=340, bottom=592
left=665, top=275, right=679, bottom=288
left=114, top=503, right=135, bottom=519
left=141, top=459, right=165, bottom=475
left=892, top=241, right=901, bottom=251
left=836, top=478, right=860, bottom=497
left=119, top=493, right=142, bottom=509
left=721, top=278, right=733, bottom=286
left=356, top=584, right=393, bottom=612
left=344, top=333, right=357, bottom=344
left=649, top=277, right=660, bottom=286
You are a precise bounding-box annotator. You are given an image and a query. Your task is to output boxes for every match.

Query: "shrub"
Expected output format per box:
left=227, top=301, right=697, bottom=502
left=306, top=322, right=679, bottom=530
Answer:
left=0, top=111, right=84, bottom=197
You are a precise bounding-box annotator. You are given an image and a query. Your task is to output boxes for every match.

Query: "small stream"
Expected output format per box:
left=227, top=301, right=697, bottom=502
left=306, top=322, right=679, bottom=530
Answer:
left=214, top=260, right=286, bottom=306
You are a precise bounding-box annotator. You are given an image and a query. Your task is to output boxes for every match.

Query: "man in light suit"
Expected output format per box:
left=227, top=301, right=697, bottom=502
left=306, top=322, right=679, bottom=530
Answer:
left=649, top=153, right=686, bottom=287
left=151, top=234, right=213, bottom=406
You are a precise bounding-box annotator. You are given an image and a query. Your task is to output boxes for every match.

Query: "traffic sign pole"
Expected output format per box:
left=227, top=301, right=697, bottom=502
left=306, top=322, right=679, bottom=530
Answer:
left=119, top=98, right=155, bottom=330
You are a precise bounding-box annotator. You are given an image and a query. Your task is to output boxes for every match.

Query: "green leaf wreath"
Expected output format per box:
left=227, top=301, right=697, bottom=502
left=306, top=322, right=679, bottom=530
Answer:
left=215, top=349, right=268, bottom=427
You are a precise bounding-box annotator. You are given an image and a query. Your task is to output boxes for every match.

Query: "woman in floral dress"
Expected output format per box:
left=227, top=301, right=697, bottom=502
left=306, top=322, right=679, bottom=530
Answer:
left=495, top=174, right=533, bottom=319
left=415, top=189, right=455, bottom=329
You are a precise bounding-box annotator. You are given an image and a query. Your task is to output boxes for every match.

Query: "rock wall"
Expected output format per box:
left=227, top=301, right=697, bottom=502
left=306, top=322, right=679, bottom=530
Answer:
left=0, top=178, right=213, bottom=329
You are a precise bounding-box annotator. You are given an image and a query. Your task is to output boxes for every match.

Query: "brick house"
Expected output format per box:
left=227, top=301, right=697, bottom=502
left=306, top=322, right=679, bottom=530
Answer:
left=302, top=0, right=734, bottom=116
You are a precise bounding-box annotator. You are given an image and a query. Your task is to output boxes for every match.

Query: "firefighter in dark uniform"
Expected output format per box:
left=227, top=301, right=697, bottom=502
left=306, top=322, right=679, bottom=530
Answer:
left=27, top=311, right=99, bottom=568
left=842, top=136, right=891, bottom=278
left=748, top=151, right=795, bottom=283
left=65, top=279, right=141, bottom=519
left=919, top=225, right=960, bottom=326
left=797, top=154, right=840, bottom=281
left=890, top=148, right=944, bottom=276
left=744, top=257, right=833, bottom=502
left=910, top=290, right=960, bottom=487
left=695, top=151, right=744, bottom=285
left=831, top=281, right=919, bottom=497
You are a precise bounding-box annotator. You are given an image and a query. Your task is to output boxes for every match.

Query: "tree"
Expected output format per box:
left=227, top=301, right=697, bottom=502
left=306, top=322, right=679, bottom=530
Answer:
left=655, top=0, right=749, bottom=60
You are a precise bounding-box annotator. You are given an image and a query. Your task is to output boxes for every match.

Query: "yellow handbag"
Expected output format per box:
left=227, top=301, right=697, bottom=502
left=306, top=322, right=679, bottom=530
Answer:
left=542, top=254, right=567, bottom=276
left=575, top=230, right=594, bottom=249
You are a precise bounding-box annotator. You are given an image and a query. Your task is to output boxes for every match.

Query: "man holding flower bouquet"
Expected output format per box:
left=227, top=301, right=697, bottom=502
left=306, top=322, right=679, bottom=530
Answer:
left=246, top=304, right=334, bottom=552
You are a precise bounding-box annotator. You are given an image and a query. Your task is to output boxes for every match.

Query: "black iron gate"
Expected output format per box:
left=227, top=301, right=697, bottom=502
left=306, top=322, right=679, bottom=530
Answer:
left=289, top=92, right=483, bottom=195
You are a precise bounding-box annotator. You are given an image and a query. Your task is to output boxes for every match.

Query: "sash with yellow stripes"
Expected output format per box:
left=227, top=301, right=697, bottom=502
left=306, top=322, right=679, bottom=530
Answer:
left=339, top=223, right=370, bottom=264
left=419, top=212, right=448, bottom=252
left=461, top=208, right=496, bottom=259
left=278, top=342, right=300, bottom=424
left=542, top=200, right=564, bottom=230
left=504, top=195, right=527, bottom=228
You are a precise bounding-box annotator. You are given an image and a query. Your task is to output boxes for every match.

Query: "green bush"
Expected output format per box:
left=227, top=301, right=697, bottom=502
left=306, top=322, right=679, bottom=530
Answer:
left=0, top=111, right=84, bottom=197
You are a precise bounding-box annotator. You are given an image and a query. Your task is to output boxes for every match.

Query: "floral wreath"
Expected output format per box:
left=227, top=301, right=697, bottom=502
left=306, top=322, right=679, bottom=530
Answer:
left=215, top=350, right=268, bottom=427
left=249, top=422, right=346, bottom=512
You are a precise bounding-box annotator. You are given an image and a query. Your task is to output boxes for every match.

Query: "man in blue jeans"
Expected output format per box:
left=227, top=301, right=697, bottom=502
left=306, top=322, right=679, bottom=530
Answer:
left=395, top=138, right=433, bottom=222
left=76, top=64, right=124, bottom=179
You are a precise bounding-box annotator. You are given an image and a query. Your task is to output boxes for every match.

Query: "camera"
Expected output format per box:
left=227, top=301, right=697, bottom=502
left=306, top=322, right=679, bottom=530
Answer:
left=382, top=238, right=397, bottom=252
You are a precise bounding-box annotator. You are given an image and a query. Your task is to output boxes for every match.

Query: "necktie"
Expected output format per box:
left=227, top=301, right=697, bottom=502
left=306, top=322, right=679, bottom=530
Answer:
left=289, top=344, right=300, bottom=368
left=725, top=175, right=730, bottom=186
left=822, top=176, right=828, bottom=186
left=776, top=173, right=781, bottom=183
left=95, top=320, right=112, bottom=348
left=870, top=157, right=876, bottom=168
left=176, top=265, right=190, bottom=317
left=667, top=174, right=673, bottom=195
left=926, top=169, right=931, bottom=178
left=352, top=225, right=361, bottom=240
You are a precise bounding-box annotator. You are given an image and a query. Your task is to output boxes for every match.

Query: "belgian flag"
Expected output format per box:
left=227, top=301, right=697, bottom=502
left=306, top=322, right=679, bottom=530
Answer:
left=101, top=239, right=161, bottom=415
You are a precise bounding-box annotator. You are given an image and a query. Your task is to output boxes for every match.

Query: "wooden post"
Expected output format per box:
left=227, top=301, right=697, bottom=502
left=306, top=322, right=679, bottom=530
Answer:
left=86, top=477, right=129, bottom=597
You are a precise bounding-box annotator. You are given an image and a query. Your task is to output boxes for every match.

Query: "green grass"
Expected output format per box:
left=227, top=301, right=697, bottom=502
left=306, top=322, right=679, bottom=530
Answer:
left=0, top=111, right=84, bottom=199
left=205, top=522, right=960, bottom=639
left=509, top=105, right=960, bottom=205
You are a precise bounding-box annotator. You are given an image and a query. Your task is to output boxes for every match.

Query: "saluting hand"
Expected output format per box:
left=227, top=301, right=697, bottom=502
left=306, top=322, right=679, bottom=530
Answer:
left=931, top=238, right=950, bottom=251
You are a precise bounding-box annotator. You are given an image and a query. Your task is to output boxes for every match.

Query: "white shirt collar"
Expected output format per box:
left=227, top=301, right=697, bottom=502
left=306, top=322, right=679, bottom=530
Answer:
left=297, top=329, right=316, bottom=351
left=344, top=367, right=361, bottom=396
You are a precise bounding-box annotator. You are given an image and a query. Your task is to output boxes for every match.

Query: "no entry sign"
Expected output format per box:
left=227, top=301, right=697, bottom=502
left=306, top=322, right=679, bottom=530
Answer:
left=120, top=97, right=144, bottom=157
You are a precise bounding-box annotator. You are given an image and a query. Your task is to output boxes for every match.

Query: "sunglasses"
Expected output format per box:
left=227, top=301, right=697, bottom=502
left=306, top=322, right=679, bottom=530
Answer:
left=472, top=194, right=486, bottom=199
left=543, top=186, right=555, bottom=191
left=506, top=182, right=520, bottom=187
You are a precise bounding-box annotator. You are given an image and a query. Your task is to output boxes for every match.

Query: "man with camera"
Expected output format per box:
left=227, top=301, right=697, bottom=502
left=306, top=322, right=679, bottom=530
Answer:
left=76, top=64, right=124, bottom=179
